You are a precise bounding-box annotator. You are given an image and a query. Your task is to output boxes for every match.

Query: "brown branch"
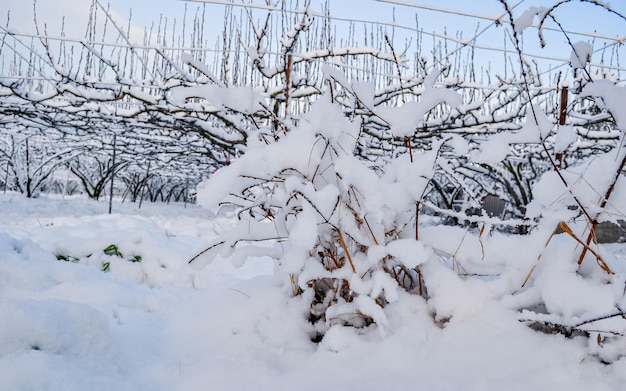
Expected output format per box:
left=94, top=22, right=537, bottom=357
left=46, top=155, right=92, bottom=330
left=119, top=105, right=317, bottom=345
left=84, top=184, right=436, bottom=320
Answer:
left=577, top=152, right=626, bottom=268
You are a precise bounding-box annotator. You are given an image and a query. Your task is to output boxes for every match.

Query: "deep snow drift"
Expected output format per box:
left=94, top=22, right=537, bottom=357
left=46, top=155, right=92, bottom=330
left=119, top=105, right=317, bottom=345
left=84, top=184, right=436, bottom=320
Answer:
left=1, top=192, right=626, bottom=390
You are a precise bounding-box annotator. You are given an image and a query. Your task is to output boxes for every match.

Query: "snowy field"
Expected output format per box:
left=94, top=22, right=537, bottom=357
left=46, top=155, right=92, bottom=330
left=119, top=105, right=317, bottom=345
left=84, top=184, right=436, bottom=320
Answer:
left=1, top=192, right=625, bottom=391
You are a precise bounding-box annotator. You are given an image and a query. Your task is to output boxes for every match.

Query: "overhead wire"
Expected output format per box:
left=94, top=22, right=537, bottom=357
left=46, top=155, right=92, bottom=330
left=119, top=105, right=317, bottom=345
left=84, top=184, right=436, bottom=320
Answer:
left=175, top=0, right=626, bottom=79
left=1, top=0, right=625, bottom=87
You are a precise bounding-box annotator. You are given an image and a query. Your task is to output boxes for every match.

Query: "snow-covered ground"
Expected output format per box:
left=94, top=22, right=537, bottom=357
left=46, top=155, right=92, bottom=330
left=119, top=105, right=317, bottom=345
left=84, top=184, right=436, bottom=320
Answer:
left=1, top=192, right=626, bottom=391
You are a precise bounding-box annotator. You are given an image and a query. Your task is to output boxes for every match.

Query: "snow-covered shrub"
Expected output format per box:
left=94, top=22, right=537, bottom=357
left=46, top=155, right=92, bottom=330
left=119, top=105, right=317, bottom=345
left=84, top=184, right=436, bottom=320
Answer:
left=192, top=88, right=466, bottom=338
left=495, top=0, right=626, bottom=361
left=522, top=79, right=626, bottom=268
left=187, top=0, right=626, bottom=353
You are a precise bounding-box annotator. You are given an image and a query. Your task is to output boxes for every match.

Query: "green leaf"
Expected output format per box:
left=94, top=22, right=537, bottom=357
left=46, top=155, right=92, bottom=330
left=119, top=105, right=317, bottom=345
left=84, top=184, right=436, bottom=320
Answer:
left=103, top=244, right=123, bottom=258
left=56, top=254, right=79, bottom=263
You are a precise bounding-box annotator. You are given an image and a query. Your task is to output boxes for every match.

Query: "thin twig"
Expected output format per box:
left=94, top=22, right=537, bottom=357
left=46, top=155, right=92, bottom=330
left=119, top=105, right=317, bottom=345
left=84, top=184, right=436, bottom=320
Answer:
left=188, top=240, right=226, bottom=264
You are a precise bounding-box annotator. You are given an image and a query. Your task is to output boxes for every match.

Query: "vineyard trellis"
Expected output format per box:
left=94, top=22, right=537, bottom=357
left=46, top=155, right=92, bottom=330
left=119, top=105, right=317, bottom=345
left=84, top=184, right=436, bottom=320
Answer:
left=0, top=0, right=623, bottom=220
left=1, top=0, right=626, bottom=351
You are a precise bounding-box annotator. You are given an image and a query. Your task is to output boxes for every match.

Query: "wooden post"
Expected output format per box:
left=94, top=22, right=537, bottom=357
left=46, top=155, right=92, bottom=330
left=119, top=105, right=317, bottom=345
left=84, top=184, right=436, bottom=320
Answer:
left=558, top=86, right=568, bottom=126
left=555, top=152, right=563, bottom=169
left=25, top=137, right=31, bottom=198
left=108, top=133, right=117, bottom=214
left=285, top=54, right=292, bottom=118
left=556, top=87, right=568, bottom=169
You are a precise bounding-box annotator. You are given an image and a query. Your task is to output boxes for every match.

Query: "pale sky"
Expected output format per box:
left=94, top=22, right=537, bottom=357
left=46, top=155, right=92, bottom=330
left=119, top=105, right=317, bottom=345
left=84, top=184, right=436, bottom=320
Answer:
left=1, top=0, right=625, bottom=78
left=3, top=1, right=624, bottom=37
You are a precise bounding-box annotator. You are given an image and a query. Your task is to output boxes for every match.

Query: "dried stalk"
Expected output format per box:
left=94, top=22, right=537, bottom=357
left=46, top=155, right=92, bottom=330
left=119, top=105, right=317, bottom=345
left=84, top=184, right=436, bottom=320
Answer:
left=577, top=153, right=626, bottom=268
left=335, top=228, right=356, bottom=274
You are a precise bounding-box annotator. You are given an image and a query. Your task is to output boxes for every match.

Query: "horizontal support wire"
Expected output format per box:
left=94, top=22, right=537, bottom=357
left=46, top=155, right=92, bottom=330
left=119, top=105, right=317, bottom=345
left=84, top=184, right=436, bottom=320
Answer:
left=3, top=29, right=625, bottom=76
left=183, top=0, right=626, bottom=43
left=1, top=0, right=625, bottom=86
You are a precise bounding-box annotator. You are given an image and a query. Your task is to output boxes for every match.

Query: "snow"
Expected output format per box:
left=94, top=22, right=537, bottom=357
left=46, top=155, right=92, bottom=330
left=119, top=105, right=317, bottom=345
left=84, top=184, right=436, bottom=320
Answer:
left=1, top=191, right=626, bottom=390
left=169, top=85, right=264, bottom=114
left=570, top=41, right=593, bottom=70
left=3, top=4, right=626, bottom=385
left=10, top=72, right=620, bottom=388
left=513, top=7, right=548, bottom=34
left=555, top=125, right=578, bottom=152
left=385, top=238, right=431, bottom=268
left=375, top=69, right=462, bottom=137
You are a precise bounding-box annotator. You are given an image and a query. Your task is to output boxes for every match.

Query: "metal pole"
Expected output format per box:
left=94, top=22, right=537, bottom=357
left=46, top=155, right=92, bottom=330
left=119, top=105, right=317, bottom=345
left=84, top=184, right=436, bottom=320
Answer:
left=3, top=161, right=9, bottom=194
left=184, top=177, right=189, bottom=208
left=108, top=133, right=117, bottom=214
left=62, top=160, right=73, bottom=199
left=138, top=160, right=151, bottom=210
